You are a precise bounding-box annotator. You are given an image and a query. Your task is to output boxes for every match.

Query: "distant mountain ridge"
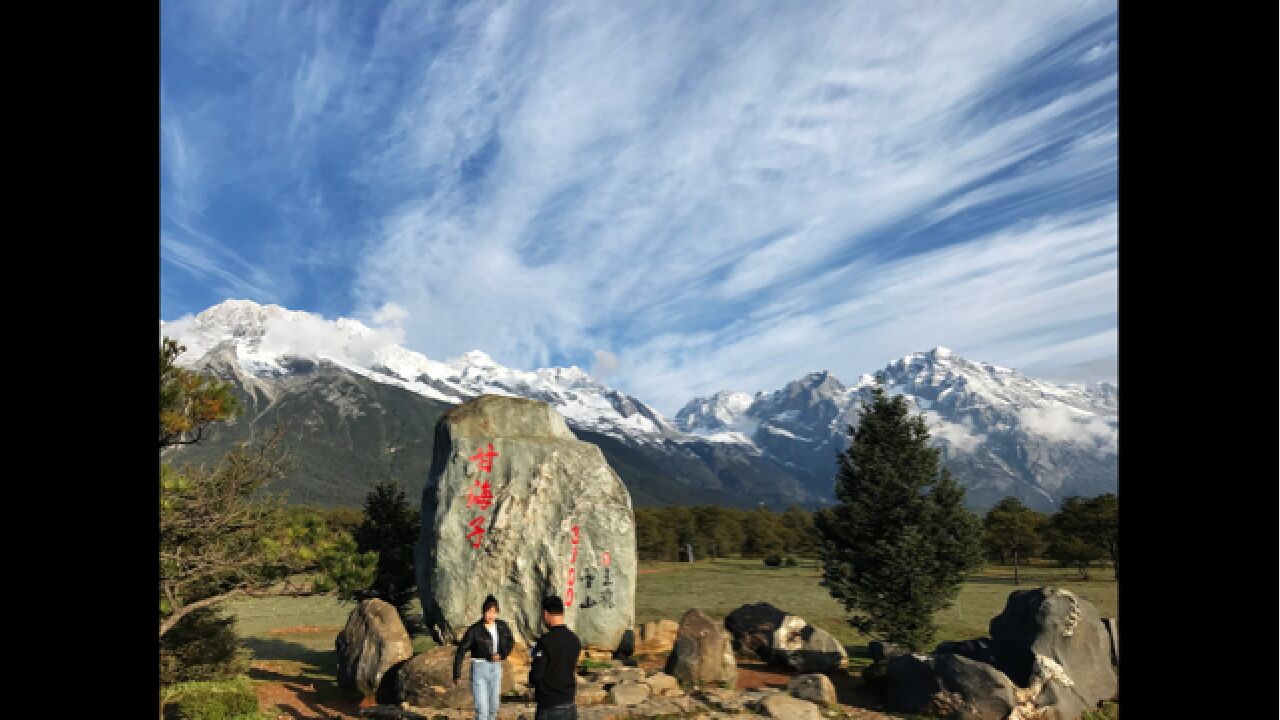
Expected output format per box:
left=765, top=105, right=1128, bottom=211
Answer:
left=161, top=300, right=1117, bottom=511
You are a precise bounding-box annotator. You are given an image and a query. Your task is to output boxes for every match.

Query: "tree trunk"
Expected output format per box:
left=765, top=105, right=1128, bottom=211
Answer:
left=1013, top=550, right=1020, bottom=586
left=159, top=587, right=245, bottom=638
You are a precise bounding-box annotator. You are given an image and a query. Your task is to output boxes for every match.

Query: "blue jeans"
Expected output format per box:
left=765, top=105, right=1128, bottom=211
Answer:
left=471, top=660, right=502, bottom=720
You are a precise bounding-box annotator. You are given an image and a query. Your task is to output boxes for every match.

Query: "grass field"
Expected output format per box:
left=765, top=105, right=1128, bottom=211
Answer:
left=633, top=557, right=1116, bottom=668
left=226, top=556, right=1117, bottom=681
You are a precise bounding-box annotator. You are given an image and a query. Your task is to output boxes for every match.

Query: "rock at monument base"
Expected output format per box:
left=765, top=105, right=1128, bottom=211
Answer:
left=335, top=598, right=414, bottom=699
left=642, top=672, right=682, bottom=697
left=762, top=693, right=822, bottom=720
left=577, top=682, right=609, bottom=705
left=664, top=609, right=737, bottom=687
left=612, top=628, right=635, bottom=659
left=636, top=619, right=680, bottom=655
left=616, top=666, right=645, bottom=683
left=416, top=395, right=637, bottom=652
left=770, top=615, right=847, bottom=673
left=609, top=681, right=651, bottom=706
left=786, top=673, right=836, bottom=707
left=724, top=602, right=787, bottom=661
left=395, top=646, right=515, bottom=709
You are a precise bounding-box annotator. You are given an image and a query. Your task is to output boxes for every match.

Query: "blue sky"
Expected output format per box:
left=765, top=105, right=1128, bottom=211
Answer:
left=161, top=1, right=1118, bottom=415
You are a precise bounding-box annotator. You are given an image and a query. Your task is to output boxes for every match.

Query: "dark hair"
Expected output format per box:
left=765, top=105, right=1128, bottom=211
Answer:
left=542, top=595, right=565, bottom=615
left=482, top=594, right=499, bottom=614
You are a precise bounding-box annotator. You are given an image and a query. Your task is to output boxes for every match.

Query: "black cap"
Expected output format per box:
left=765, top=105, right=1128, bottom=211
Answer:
left=542, top=595, right=565, bottom=614
left=482, top=594, right=499, bottom=613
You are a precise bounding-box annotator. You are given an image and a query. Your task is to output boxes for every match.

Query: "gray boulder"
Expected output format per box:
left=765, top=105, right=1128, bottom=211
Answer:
left=642, top=672, right=682, bottom=697
left=884, top=654, right=945, bottom=715
left=664, top=608, right=737, bottom=687
left=635, top=619, right=680, bottom=654
left=786, top=673, right=836, bottom=707
left=609, top=681, right=651, bottom=706
left=334, top=598, right=414, bottom=698
left=616, top=666, right=644, bottom=683
left=762, top=693, right=822, bottom=720
left=724, top=602, right=787, bottom=661
left=395, top=646, right=515, bottom=708
left=770, top=615, right=847, bottom=673
left=577, top=681, right=609, bottom=705
left=934, top=653, right=1019, bottom=720
left=416, top=395, right=637, bottom=651
left=989, top=587, right=1118, bottom=708
left=933, top=637, right=1032, bottom=676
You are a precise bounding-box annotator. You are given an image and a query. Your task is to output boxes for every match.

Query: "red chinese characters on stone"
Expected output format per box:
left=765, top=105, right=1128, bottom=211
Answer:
left=469, top=443, right=499, bottom=473
left=465, top=443, right=499, bottom=550
left=566, top=524, right=580, bottom=606
left=466, top=479, right=494, bottom=511
left=467, top=516, right=487, bottom=549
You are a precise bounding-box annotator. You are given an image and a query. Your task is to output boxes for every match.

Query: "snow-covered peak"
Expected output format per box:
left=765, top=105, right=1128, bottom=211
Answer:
left=675, top=390, right=758, bottom=435
left=450, top=350, right=501, bottom=371
left=877, top=348, right=1111, bottom=416
left=161, top=299, right=680, bottom=442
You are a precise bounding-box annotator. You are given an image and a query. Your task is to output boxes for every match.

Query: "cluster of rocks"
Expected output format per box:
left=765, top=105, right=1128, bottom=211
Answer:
left=338, top=599, right=843, bottom=720
left=724, top=602, right=847, bottom=673
left=870, top=587, right=1118, bottom=719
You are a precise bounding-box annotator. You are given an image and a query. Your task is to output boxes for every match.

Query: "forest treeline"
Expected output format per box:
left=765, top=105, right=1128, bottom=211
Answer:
left=628, top=495, right=1116, bottom=580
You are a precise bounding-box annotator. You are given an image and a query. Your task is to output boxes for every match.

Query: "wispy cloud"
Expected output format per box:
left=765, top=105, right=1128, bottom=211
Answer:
left=162, top=1, right=1118, bottom=415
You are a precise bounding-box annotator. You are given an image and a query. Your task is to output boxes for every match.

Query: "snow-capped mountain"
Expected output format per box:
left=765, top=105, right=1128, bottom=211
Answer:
left=162, top=300, right=1117, bottom=510
left=162, top=300, right=679, bottom=441
left=676, top=347, right=1118, bottom=510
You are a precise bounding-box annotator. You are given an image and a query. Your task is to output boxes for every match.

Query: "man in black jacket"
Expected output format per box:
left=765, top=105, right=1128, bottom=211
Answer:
left=528, top=595, right=581, bottom=720
left=453, top=595, right=515, bottom=720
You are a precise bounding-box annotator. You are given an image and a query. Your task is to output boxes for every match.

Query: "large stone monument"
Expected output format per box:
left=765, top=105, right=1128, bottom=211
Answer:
left=416, top=395, right=637, bottom=651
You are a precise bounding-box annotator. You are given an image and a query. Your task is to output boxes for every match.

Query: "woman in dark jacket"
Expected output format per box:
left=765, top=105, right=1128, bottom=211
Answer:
left=453, top=594, right=515, bottom=720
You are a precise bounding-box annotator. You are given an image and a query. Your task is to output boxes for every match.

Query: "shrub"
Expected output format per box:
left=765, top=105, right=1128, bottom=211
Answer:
left=783, top=555, right=798, bottom=567
left=166, top=677, right=263, bottom=720
left=763, top=554, right=782, bottom=567
left=159, top=608, right=252, bottom=685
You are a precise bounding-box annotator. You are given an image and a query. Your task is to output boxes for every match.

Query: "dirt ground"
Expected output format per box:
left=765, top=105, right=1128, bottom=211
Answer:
left=250, top=660, right=364, bottom=720
left=249, top=657, right=898, bottom=719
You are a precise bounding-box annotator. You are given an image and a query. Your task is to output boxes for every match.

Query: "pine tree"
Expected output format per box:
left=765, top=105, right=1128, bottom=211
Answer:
left=353, top=480, right=422, bottom=625
left=815, top=386, right=984, bottom=651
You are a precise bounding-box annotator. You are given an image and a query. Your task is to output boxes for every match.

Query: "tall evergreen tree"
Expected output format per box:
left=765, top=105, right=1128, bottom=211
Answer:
left=353, top=480, right=422, bottom=624
left=815, top=386, right=984, bottom=651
